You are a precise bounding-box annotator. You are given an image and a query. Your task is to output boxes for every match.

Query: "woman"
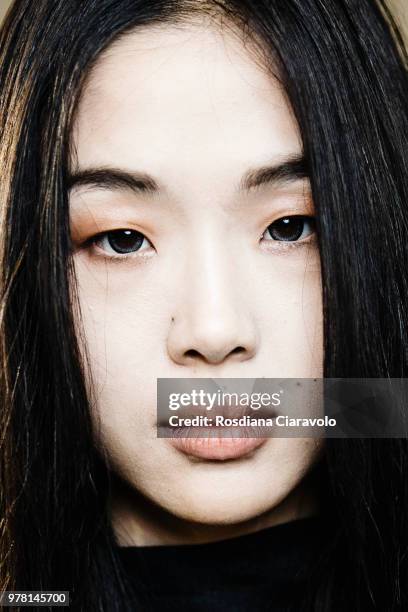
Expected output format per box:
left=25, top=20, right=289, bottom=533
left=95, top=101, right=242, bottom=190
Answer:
left=0, top=0, right=407, bottom=610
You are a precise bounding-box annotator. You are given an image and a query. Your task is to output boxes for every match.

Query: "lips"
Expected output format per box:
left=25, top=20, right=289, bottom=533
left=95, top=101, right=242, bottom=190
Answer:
left=168, top=432, right=268, bottom=461
left=160, top=403, right=274, bottom=461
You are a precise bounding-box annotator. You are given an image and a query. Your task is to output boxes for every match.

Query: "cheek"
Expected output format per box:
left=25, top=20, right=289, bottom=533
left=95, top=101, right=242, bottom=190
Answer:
left=281, top=274, right=323, bottom=374
left=72, top=251, right=169, bottom=366
left=71, top=256, right=167, bottom=440
left=255, top=255, right=323, bottom=377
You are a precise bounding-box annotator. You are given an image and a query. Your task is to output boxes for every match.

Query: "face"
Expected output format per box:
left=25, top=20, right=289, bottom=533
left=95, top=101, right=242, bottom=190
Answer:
left=69, top=20, right=324, bottom=540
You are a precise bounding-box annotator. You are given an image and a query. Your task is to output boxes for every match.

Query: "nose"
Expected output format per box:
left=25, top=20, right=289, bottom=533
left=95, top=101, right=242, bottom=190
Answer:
left=166, top=242, right=258, bottom=368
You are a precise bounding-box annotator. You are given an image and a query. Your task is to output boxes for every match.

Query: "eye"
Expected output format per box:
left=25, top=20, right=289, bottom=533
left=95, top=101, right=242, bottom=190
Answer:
left=92, top=229, right=152, bottom=256
left=262, top=215, right=316, bottom=242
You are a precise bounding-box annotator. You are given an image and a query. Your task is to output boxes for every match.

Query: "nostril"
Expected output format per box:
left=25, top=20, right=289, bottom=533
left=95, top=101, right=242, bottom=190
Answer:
left=183, top=346, right=247, bottom=361
left=184, top=349, right=201, bottom=359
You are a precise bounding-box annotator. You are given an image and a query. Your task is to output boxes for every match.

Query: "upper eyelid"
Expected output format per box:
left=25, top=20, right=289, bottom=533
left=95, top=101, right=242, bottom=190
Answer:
left=92, top=228, right=151, bottom=246
left=86, top=214, right=316, bottom=242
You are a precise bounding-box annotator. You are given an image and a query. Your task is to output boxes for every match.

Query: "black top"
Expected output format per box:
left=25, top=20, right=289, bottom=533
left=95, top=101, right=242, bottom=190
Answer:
left=117, top=515, right=327, bottom=611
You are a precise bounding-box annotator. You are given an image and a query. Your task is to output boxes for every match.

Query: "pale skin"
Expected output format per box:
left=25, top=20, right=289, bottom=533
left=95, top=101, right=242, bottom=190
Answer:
left=69, top=18, right=324, bottom=546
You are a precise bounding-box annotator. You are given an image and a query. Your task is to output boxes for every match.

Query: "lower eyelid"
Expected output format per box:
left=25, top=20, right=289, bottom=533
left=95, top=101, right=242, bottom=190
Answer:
left=90, top=244, right=155, bottom=266
left=261, top=232, right=317, bottom=252
left=93, top=240, right=153, bottom=258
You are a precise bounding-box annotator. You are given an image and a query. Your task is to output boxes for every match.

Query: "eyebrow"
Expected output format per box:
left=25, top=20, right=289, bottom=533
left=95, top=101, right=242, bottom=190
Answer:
left=240, top=154, right=308, bottom=191
left=67, top=153, right=308, bottom=196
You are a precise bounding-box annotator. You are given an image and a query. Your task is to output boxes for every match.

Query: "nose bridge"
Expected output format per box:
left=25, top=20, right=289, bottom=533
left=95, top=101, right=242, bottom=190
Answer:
left=166, top=223, right=258, bottom=366
left=188, top=228, right=235, bottom=321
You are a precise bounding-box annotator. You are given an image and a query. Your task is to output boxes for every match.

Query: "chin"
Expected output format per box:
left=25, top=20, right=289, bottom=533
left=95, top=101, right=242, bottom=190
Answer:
left=158, top=477, right=289, bottom=526
left=171, top=504, right=272, bottom=526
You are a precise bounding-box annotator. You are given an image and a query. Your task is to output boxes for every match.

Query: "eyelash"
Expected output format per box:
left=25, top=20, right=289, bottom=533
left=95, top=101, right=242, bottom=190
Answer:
left=84, top=215, right=316, bottom=262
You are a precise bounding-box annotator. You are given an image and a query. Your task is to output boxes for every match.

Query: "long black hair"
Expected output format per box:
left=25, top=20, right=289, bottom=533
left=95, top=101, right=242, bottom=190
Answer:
left=0, top=1, right=407, bottom=610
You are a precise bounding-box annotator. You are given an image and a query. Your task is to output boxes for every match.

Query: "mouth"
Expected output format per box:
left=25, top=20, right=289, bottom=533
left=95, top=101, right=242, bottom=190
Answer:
left=158, top=402, right=276, bottom=461
left=167, top=432, right=268, bottom=461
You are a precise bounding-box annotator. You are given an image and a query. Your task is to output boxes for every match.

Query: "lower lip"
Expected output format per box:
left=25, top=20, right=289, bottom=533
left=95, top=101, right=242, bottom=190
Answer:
left=168, top=429, right=267, bottom=461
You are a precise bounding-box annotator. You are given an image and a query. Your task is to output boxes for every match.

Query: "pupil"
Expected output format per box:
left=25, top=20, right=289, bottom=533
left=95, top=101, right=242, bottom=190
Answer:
left=107, top=230, right=144, bottom=254
left=268, top=216, right=304, bottom=241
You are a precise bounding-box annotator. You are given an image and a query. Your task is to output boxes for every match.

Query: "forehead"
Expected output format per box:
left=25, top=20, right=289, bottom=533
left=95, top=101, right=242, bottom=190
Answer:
left=71, top=21, right=301, bottom=187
